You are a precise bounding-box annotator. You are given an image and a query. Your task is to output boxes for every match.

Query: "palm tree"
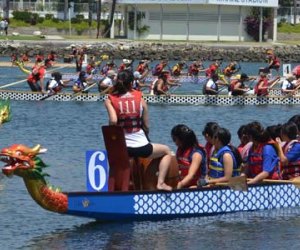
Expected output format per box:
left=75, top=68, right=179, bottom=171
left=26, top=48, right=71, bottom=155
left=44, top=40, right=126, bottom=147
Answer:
left=102, top=0, right=116, bottom=37
left=96, top=0, right=102, bottom=38
left=64, top=0, right=69, bottom=21
left=3, top=0, right=10, bottom=19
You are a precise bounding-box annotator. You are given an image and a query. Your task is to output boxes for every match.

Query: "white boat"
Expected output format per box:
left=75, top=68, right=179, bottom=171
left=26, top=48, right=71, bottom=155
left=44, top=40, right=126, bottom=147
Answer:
left=1, top=89, right=300, bottom=106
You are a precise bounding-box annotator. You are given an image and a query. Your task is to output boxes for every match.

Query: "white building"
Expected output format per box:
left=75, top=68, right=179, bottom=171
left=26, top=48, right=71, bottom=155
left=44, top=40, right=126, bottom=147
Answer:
left=115, top=0, right=279, bottom=42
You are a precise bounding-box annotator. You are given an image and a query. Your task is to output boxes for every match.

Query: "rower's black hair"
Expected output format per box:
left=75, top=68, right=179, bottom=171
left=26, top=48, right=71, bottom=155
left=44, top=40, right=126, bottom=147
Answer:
left=213, top=127, right=231, bottom=146
left=281, top=122, right=298, bottom=140
left=115, top=70, right=134, bottom=94
left=246, top=121, right=270, bottom=143
left=202, top=122, right=219, bottom=137
left=171, top=124, right=199, bottom=150
left=266, top=124, right=282, bottom=141
left=51, top=71, right=62, bottom=81
left=288, top=114, right=300, bottom=132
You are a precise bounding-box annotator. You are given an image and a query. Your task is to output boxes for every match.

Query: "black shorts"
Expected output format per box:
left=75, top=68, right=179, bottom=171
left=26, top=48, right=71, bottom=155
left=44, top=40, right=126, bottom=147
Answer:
left=127, top=143, right=153, bottom=158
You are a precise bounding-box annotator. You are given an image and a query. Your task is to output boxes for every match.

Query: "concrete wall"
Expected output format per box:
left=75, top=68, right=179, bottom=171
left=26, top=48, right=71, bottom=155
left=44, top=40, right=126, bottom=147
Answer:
left=126, top=4, right=252, bottom=41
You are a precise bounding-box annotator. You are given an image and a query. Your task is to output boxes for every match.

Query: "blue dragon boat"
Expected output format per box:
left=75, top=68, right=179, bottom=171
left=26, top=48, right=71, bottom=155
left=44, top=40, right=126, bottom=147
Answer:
left=1, top=126, right=300, bottom=222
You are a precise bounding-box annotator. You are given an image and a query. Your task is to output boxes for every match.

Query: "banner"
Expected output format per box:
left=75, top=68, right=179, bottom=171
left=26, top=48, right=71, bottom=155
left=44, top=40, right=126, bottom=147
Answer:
left=116, top=0, right=278, bottom=6
left=116, top=0, right=207, bottom=4
left=208, top=0, right=278, bottom=7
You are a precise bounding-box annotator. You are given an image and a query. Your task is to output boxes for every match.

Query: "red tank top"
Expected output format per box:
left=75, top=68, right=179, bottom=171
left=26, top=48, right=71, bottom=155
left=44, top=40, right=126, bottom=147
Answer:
left=109, top=90, right=143, bottom=133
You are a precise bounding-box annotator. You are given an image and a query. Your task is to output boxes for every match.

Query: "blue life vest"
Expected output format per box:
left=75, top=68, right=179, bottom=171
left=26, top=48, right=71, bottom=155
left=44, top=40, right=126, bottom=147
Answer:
left=209, top=145, right=240, bottom=178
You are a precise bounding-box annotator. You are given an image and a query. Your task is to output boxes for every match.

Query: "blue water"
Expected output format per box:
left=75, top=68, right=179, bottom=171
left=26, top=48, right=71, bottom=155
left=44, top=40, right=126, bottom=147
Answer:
left=1, top=61, right=300, bottom=249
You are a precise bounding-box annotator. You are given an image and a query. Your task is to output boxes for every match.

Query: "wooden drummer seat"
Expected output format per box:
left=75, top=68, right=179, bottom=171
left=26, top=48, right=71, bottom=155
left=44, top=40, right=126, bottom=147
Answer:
left=102, top=125, right=179, bottom=191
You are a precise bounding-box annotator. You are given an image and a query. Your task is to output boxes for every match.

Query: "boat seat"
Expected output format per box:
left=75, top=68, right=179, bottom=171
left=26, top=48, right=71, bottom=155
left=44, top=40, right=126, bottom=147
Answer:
left=102, top=125, right=131, bottom=191
left=102, top=125, right=146, bottom=191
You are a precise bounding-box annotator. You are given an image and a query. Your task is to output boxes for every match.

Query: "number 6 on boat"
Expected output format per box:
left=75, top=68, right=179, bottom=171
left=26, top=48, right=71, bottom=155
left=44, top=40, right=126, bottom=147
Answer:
left=86, top=150, right=109, bottom=192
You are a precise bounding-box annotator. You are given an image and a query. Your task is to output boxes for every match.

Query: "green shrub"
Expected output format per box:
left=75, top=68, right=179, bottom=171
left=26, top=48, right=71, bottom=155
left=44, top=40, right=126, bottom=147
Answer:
left=45, top=14, right=54, bottom=20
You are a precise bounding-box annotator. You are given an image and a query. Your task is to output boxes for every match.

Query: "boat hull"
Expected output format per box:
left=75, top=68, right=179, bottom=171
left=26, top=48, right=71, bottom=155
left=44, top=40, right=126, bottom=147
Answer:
left=1, top=90, right=300, bottom=106
left=66, top=183, right=300, bottom=221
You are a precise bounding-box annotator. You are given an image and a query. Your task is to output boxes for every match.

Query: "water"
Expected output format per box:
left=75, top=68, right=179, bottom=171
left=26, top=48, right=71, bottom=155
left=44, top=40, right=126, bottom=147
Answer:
left=1, top=62, right=300, bottom=249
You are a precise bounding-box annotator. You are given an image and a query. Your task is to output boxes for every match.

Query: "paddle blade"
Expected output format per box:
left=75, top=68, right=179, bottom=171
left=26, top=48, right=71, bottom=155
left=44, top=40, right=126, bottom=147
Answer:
left=228, top=176, right=248, bottom=192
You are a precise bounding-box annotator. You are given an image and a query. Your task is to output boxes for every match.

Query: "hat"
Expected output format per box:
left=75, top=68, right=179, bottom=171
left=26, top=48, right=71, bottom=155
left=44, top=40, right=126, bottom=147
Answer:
left=107, top=70, right=117, bottom=77
left=133, top=71, right=142, bottom=79
left=286, top=73, right=295, bottom=81
left=123, top=59, right=132, bottom=65
left=240, top=73, right=249, bottom=79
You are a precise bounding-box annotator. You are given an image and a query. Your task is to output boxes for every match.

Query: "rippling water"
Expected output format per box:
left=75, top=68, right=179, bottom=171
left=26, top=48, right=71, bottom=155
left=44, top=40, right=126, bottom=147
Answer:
left=1, top=61, right=300, bottom=249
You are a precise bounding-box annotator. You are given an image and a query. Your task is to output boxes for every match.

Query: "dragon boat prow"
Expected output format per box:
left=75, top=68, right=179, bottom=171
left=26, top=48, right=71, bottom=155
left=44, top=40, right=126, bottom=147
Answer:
left=1, top=126, right=300, bottom=222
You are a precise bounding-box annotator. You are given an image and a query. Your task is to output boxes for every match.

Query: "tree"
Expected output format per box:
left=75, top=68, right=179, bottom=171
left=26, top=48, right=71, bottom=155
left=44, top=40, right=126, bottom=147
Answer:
left=279, top=0, right=293, bottom=6
left=102, top=0, right=116, bottom=37
left=64, top=0, right=69, bottom=21
left=96, top=0, right=102, bottom=39
left=3, top=0, right=10, bottom=19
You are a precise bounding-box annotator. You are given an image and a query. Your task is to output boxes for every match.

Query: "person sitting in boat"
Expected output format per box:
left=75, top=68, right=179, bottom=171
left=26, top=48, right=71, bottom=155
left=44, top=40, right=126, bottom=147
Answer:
left=237, top=124, right=251, bottom=158
left=198, top=127, right=242, bottom=187
left=172, top=61, right=187, bottom=77
left=151, top=70, right=180, bottom=96
left=275, top=122, right=300, bottom=180
left=101, top=61, right=117, bottom=75
left=35, top=51, right=44, bottom=63
left=104, top=69, right=173, bottom=191
left=202, top=122, right=220, bottom=170
left=223, top=61, right=240, bottom=78
left=171, top=124, right=207, bottom=189
left=98, top=70, right=117, bottom=93
left=254, top=70, right=280, bottom=96
left=243, top=121, right=280, bottom=184
left=266, top=49, right=281, bottom=76
left=72, top=71, right=93, bottom=93
left=203, top=73, right=227, bottom=95
left=86, top=61, right=97, bottom=75
left=205, top=58, right=222, bottom=78
left=27, top=58, right=46, bottom=92
left=281, top=74, right=300, bottom=95
left=10, top=53, right=18, bottom=66
left=229, top=73, right=252, bottom=96
left=152, top=60, right=169, bottom=76
left=45, top=71, right=70, bottom=95
left=288, top=115, right=300, bottom=139
left=21, top=52, right=31, bottom=65
left=132, top=71, right=150, bottom=91
left=119, top=59, right=134, bottom=72
left=188, top=60, right=205, bottom=77
left=45, top=51, right=57, bottom=68
left=136, top=60, right=150, bottom=76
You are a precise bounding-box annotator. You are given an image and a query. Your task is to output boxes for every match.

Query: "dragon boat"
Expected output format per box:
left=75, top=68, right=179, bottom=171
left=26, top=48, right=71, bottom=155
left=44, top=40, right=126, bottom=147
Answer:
left=0, top=89, right=300, bottom=106
left=44, top=72, right=207, bottom=84
left=1, top=125, right=300, bottom=222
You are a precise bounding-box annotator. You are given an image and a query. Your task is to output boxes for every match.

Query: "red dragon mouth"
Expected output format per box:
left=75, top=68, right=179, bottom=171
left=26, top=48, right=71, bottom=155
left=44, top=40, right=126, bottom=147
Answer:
left=0, top=154, right=31, bottom=176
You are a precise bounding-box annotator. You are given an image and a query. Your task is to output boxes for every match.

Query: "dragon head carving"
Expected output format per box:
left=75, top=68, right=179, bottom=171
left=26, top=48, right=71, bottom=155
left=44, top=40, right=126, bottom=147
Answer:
left=0, top=99, right=11, bottom=125
left=0, top=144, right=47, bottom=178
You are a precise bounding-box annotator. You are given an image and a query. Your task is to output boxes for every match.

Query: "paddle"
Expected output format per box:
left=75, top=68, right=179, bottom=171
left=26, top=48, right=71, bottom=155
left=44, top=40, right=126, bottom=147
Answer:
left=0, top=66, right=67, bottom=90
left=216, top=175, right=248, bottom=191
left=260, top=178, right=300, bottom=188
left=71, top=82, right=97, bottom=100
left=283, top=84, right=300, bottom=99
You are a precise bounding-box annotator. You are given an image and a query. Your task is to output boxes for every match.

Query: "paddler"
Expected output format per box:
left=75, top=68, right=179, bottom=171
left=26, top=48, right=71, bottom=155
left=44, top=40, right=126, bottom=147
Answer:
left=171, top=124, right=207, bottom=189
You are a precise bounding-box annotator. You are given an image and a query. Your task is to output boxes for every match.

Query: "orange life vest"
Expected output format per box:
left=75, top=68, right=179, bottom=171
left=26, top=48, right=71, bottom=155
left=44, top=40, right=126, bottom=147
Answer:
left=176, top=144, right=206, bottom=186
